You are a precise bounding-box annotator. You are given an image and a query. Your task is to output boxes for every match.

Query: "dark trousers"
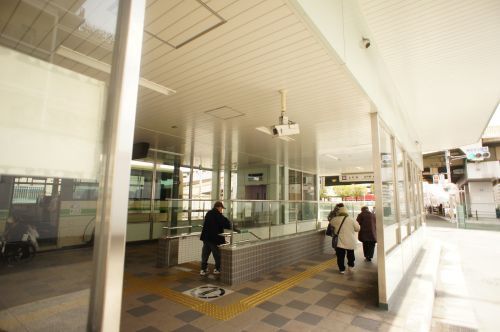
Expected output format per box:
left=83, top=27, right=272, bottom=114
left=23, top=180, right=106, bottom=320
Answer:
left=362, top=241, right=376, bottom=259
left=335, top=247, right=355, bottom=271
left=201, top=241, right=221, bottom=271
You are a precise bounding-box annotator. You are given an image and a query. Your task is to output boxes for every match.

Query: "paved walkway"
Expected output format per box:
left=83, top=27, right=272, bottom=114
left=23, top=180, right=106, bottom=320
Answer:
left=427, top=215, right=500, bottom=332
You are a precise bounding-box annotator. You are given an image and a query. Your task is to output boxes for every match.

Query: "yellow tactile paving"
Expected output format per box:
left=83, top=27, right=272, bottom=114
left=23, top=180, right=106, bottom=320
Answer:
left=123, top=258, right=337, bottom=320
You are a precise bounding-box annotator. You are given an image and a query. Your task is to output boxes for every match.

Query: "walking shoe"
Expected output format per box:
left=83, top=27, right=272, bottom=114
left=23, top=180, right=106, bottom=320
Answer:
left=347, top=266, right=355, bottom=272
left=200, top=270, right=207, bottom=276
left=213, top=268, right=220, bottom=275
left=339, top=270, right=345, bottom=274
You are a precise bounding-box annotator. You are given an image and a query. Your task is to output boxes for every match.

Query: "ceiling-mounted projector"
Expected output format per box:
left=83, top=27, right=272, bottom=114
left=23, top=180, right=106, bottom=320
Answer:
left=271, top=90, right=300, bottom=137
left=255, top=89, right=300, bottom=140
left=272, top=116, right=300, bottom=137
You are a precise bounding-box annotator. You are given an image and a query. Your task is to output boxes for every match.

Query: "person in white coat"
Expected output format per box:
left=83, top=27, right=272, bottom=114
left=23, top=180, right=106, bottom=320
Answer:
left=329, top=206, right=360, bottom=274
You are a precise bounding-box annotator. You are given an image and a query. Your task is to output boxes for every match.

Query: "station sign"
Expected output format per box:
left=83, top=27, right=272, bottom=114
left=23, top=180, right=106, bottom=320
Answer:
left=340, top=172, right=374, bottom=183
left=325, top=173, right=374, bottom=186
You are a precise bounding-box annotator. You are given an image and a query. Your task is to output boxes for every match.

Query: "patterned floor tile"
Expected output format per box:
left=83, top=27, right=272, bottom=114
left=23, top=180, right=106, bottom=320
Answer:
left=136, top=326, right=162, bottom=332
left=171, top=284, right=193, bottom=292
left=295, top=312, right=323, bottom=326
left=257, top=301, right=281, bottom=312
left=171, top=324, right=204, bottom=332
left=351, top=316, right=382, bottom=331
left=175, top=310, right=203, bottom=323
left=314, top=281, right=337, bottom=292
left=286, top=300, right=310, bottom=311
left=315, top=294, right=345, bottom=309
left=261, top=313, right=290, bottom=328
left=237, top=287, right=259, bottom=295
left=289, top=286, right=309, bottom=293
left=137, top=294, right=163, bottom=304
left=274, top=306, right=302, bottom=319
left=127, top=305, right=157, bottom=317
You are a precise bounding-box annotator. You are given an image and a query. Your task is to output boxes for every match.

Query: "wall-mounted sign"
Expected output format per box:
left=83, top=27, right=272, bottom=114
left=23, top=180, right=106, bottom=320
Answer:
left=325, top=173, right=374, bottom=186
left=247, top=173, right=263, bottom=182
left=381, top=153, right=392, bottom=166
left=340, top=172, right=374, bottom=183
left=324, top=176, right=340, bottom=186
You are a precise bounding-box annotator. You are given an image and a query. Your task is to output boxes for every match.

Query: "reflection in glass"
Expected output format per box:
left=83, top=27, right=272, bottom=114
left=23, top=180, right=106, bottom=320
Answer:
left=396, top=145, right=407, bottom=220
left=379, top=127, right=398, bottom=252
left=0, top=0, right=120, bottom=326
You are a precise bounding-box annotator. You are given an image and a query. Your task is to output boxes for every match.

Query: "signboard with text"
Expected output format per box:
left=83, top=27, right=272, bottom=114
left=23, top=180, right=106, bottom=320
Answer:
left=340, top=173, right=374, bottom=183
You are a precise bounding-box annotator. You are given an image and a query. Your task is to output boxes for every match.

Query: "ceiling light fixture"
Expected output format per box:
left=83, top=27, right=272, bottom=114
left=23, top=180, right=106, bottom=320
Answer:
left=325, top=154, right=340, bottom=160
left=149, top=148, right=183, bottom=156
left=55, top=46, right=176, bottom=96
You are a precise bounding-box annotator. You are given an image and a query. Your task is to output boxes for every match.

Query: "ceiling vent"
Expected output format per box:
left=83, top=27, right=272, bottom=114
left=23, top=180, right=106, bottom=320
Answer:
left=144, top=0, right=226, bottom=49
left=205, top=106, right=245, bottom=120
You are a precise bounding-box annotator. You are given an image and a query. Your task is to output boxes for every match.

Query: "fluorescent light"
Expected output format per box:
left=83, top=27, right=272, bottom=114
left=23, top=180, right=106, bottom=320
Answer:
left=149, top=148, right=183, bottom=156
left=56, top=46, right=176, bottom=96
left=355, top=166, right=363, bottom=170
left=256, top=126, right=272, bottom=135
left=325, top=154, right=340, bottom=160
left=131, top=160, right=174, bottom=170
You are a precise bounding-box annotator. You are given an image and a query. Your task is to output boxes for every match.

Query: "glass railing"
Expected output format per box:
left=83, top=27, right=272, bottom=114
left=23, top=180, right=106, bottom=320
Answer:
left=127, top=199, right=329, bottom=244
left=127, top=199, right=376, bottom=245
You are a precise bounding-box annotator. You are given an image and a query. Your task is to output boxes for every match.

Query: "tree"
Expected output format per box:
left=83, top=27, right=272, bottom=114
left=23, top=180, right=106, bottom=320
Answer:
left=333, top=185, right=354, bottom=199
left=333, top=184, right=368, bottom=200
left=352, top=185, right=368, bottom=200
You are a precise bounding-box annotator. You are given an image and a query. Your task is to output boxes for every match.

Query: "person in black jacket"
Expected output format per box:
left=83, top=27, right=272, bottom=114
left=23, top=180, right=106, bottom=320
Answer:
left=356, top=206, right=377, bottom=261
left=200, top=201, right=233, bottom=276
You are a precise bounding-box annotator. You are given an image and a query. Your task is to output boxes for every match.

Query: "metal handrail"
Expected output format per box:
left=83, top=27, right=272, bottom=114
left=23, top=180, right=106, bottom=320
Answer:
left=162, top=226, right=192, bottom=230
left=163, top=232, right=201, bottom=240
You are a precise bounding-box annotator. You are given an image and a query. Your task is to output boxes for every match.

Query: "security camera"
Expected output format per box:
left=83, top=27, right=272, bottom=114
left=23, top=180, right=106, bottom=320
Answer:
left=361, top=37, right=371, bottom=49
left=272, top=123, right=300, bottom=137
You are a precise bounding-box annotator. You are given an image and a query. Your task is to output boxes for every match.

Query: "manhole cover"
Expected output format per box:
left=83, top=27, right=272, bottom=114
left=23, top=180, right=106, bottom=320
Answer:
left=183, top=284, right=233, bottom=301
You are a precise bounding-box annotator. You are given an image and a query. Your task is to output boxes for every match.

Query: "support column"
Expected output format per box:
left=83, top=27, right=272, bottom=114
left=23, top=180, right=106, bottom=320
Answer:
left=370, top=112, right=388, bottom=308
left=88, top=1, right=146, bottom=331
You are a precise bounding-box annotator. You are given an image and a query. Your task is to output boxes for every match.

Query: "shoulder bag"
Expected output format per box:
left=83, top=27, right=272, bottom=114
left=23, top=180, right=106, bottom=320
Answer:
left=325, top=223, right=333, bottom=237
left=332, top=216, right=347, bottom=249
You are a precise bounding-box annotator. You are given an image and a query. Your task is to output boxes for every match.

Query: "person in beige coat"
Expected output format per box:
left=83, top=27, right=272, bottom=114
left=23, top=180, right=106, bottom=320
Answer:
left=329, top=206, right=360, bottom=274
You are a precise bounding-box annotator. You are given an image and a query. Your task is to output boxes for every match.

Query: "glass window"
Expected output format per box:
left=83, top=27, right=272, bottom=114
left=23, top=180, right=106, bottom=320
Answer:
left=129, top=169, right=153, bottom=200
left=191, top=169, right=213, bottom=199
left=406, top=160, right=415, bottom=218
left=72, top=180, right=99, bottom=201
left=302, top=173, right=316, bottom=201
left=289, top=169, right=302, bottom=201
left=379, top=127, right=398, bottom=252
left=0, top=0, right=121, bottom=326
left=396, top=145, right=407, bottom=220
left=414, top=166, right=423, bottom=227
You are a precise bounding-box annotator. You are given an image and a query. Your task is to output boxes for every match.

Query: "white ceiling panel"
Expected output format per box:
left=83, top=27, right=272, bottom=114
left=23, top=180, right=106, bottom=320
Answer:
left=359, top=0, right=500, bottom=152
left=132, top=0, right=375, bottom=174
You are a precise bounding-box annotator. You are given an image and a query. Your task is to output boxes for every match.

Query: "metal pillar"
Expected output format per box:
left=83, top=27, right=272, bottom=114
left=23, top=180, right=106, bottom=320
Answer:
left=87, top=1, right=146, bottom=331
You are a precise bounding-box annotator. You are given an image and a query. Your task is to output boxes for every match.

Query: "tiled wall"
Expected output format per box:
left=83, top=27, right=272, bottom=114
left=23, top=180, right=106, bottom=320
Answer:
left=221, top=230, right=331, bottom=284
